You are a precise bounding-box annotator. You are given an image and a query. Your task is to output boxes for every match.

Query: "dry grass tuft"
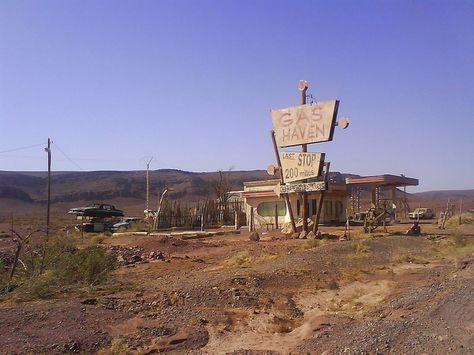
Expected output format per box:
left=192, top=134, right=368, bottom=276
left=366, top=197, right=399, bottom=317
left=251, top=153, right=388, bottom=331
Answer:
left=434, top=233, right=474, bottom=259
left=303, top=239, right=321, bottom=249
left=393, top=254, right=429, bottom=265
left=445, top=213, right=474, bottom=228
left=98, top=339, right=133, bottom=355
left=223, top=251, right=253, bottom=267
left=350, top=241, right=371, bottom=254
left=255, top=253, right=282, bottom=263
left=341, top=265, right=374, bottom=282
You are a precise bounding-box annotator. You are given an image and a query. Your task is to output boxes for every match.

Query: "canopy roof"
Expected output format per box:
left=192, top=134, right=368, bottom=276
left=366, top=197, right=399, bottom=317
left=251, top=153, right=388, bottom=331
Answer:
left=345, top=174, right=418, bottom=187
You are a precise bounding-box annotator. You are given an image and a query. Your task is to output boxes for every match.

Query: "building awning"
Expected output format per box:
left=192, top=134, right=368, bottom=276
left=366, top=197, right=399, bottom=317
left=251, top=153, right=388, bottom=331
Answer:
left=345, top=174, right=418, bottom=187
left=241, top=190, right=278, bottom=198
left=242, top=183, right=350, bottom=199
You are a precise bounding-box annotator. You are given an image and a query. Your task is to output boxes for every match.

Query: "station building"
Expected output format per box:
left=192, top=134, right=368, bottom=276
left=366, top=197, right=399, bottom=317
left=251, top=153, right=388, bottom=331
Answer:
left=241, top=178, right=350, bottom=229
left=238, top=174, right=418, bottom=230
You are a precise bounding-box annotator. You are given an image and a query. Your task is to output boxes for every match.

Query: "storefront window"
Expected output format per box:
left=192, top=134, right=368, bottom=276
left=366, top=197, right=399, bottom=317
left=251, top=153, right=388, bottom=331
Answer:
left=335, top=201, right=343, bottom=218
left=257, top=201, right=287, bottom=217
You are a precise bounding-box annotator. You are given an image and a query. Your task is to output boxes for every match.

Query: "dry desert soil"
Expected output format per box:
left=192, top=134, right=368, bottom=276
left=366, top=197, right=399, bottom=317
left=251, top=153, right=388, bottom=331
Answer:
left=0, top=222, right=473, bottom=354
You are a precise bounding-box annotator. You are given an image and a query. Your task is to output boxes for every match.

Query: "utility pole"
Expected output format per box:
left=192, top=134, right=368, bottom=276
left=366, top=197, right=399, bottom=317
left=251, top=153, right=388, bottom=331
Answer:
left=45, top=138, right=51, bottom=239
left=299, top=81, right=309, bottom=233
left=40, top=138, right=52, bottom=275
left=145, top=157, right=153, bottom=236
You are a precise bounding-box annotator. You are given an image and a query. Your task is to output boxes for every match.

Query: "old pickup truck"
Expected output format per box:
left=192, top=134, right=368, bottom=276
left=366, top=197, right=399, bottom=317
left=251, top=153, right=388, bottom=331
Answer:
left=68, top=203, right=124, bottom=218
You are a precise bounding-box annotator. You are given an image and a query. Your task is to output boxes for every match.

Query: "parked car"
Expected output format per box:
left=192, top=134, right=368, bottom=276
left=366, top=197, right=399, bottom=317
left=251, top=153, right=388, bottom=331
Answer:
left=111, top=217, right=143, bottom=232
left=352, top=212, right=367, bottom=223
left=409, top=208, right=434, bottom=220
left=68, top=203, right=124, bottom=218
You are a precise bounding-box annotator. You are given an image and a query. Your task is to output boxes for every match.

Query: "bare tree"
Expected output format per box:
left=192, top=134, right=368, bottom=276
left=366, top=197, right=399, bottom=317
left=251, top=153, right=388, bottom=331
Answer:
left=9, top=230, right=39, bottom=281
left=212, top=170, right=233, bottom=224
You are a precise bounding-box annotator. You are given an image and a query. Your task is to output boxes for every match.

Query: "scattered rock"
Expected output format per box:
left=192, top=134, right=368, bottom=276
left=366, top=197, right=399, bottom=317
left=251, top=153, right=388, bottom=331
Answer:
left=249, top=232, right=260, bottom=242
left=80, top=298, right=97, bottom=305
left=307, top=231, right=316, bottom=240
left=108, top=245, right=166, bottom=265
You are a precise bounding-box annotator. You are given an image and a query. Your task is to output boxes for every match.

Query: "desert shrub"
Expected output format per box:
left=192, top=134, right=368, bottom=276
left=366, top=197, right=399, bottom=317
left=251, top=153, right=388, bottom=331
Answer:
left=127, top=222, right=147, bottom=232
left=303, top=239, right=320, bottom=249
left=3, top=235, right=118, bottom=301
left=393, top=254, right=429, bottom=265
left=350, top=241, right=371, bottom=254
left=446, top=213, right=474, bottom=228
left=53, top=246, right=117, bottom=284
left=19, top=272, right=57, bottom=300
left=0, top=260, right=8, bottom=287
left=98, top=339, right=133, bottom=355
left=452, top=233, right=467, bottom=247
left=435, top=233, right=474, bottom=259
left=223, top=251, right=252, bottom=267
left=92, top=235, right=106, bottom=244
left=341, top=265, right=374, bottom=281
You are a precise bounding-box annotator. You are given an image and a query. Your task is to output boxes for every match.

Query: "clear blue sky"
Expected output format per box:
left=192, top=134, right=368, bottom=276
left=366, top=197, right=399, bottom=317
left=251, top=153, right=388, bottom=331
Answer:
left=1, top=0, right=473, bottom=192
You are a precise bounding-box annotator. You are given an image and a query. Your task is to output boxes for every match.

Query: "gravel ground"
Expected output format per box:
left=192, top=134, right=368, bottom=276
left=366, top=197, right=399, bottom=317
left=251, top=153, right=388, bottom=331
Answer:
left=0, top=229, right=473, bottom=354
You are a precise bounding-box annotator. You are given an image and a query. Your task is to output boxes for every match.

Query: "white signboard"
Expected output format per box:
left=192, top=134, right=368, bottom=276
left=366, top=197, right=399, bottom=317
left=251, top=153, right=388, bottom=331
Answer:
left=280, top=152, right=325, bottom=183
left=271, top=100, right=339, bottom=147
left=274, top=181, right=327, bottom=195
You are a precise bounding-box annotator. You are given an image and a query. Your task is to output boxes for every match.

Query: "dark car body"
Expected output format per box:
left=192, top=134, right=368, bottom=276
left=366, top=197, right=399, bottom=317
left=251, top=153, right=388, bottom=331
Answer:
left=68, top=203, right=124, bottom=218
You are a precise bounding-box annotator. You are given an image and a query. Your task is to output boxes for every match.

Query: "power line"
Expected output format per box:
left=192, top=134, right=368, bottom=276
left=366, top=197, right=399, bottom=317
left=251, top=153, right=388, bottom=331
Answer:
left=0, top=142, right=45, bottom=154
left=51, top=141, right=84, bottom=171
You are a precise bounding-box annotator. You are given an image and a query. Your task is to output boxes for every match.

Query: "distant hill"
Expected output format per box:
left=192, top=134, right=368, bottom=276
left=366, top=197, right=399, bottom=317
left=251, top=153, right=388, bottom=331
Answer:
left=0, top=169, right=358, bottom=204
left=0, top=169, right=270, bottom=204
left=412, top=190, right=474, bottom=200
left=0, top=169, right=472, bottom=218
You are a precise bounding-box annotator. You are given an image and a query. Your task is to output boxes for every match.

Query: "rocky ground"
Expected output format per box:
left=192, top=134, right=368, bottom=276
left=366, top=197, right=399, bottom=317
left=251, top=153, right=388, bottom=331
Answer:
left=0, top=221, right=473, bottom=354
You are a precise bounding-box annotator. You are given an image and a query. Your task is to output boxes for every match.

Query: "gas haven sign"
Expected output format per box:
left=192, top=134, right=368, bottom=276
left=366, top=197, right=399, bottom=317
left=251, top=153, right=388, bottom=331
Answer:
left=271, top=100, right=339, bottom=147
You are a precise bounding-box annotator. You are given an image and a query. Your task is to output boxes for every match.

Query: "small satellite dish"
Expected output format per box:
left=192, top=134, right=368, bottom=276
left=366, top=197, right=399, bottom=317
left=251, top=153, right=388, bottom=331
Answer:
left=338, top=117, right=350, bottom=129
left=298, top=80, right=308, bottom=91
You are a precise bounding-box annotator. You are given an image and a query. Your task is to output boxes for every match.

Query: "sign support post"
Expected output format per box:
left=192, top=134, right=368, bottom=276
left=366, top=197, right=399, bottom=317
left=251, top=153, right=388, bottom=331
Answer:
left=313, top=161, right=330, bottom=234
left=299, top=82, right=309, bottom=233
left=271, top=130, right=297, bottom=233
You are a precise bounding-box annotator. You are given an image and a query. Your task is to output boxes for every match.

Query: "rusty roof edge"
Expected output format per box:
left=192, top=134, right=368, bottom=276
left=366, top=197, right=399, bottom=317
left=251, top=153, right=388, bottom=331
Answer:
left=345, top=174, right=419, bottom=186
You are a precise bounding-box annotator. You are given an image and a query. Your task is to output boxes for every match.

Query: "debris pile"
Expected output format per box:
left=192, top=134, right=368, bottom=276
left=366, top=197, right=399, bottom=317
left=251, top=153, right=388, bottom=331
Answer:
left=108, top=245, right=166, bottom=265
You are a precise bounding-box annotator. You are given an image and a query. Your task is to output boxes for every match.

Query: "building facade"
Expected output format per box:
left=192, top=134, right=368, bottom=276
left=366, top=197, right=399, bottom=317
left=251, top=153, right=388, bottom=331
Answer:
left=241, top=179, right=350, bottom=229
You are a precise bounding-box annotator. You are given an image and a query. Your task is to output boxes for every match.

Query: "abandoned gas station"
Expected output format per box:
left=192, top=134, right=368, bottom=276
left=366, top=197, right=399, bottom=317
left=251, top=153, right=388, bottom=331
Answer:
left=233, top=80, right=419, bottom=234
left=239, top=174, right=418, bottom=230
